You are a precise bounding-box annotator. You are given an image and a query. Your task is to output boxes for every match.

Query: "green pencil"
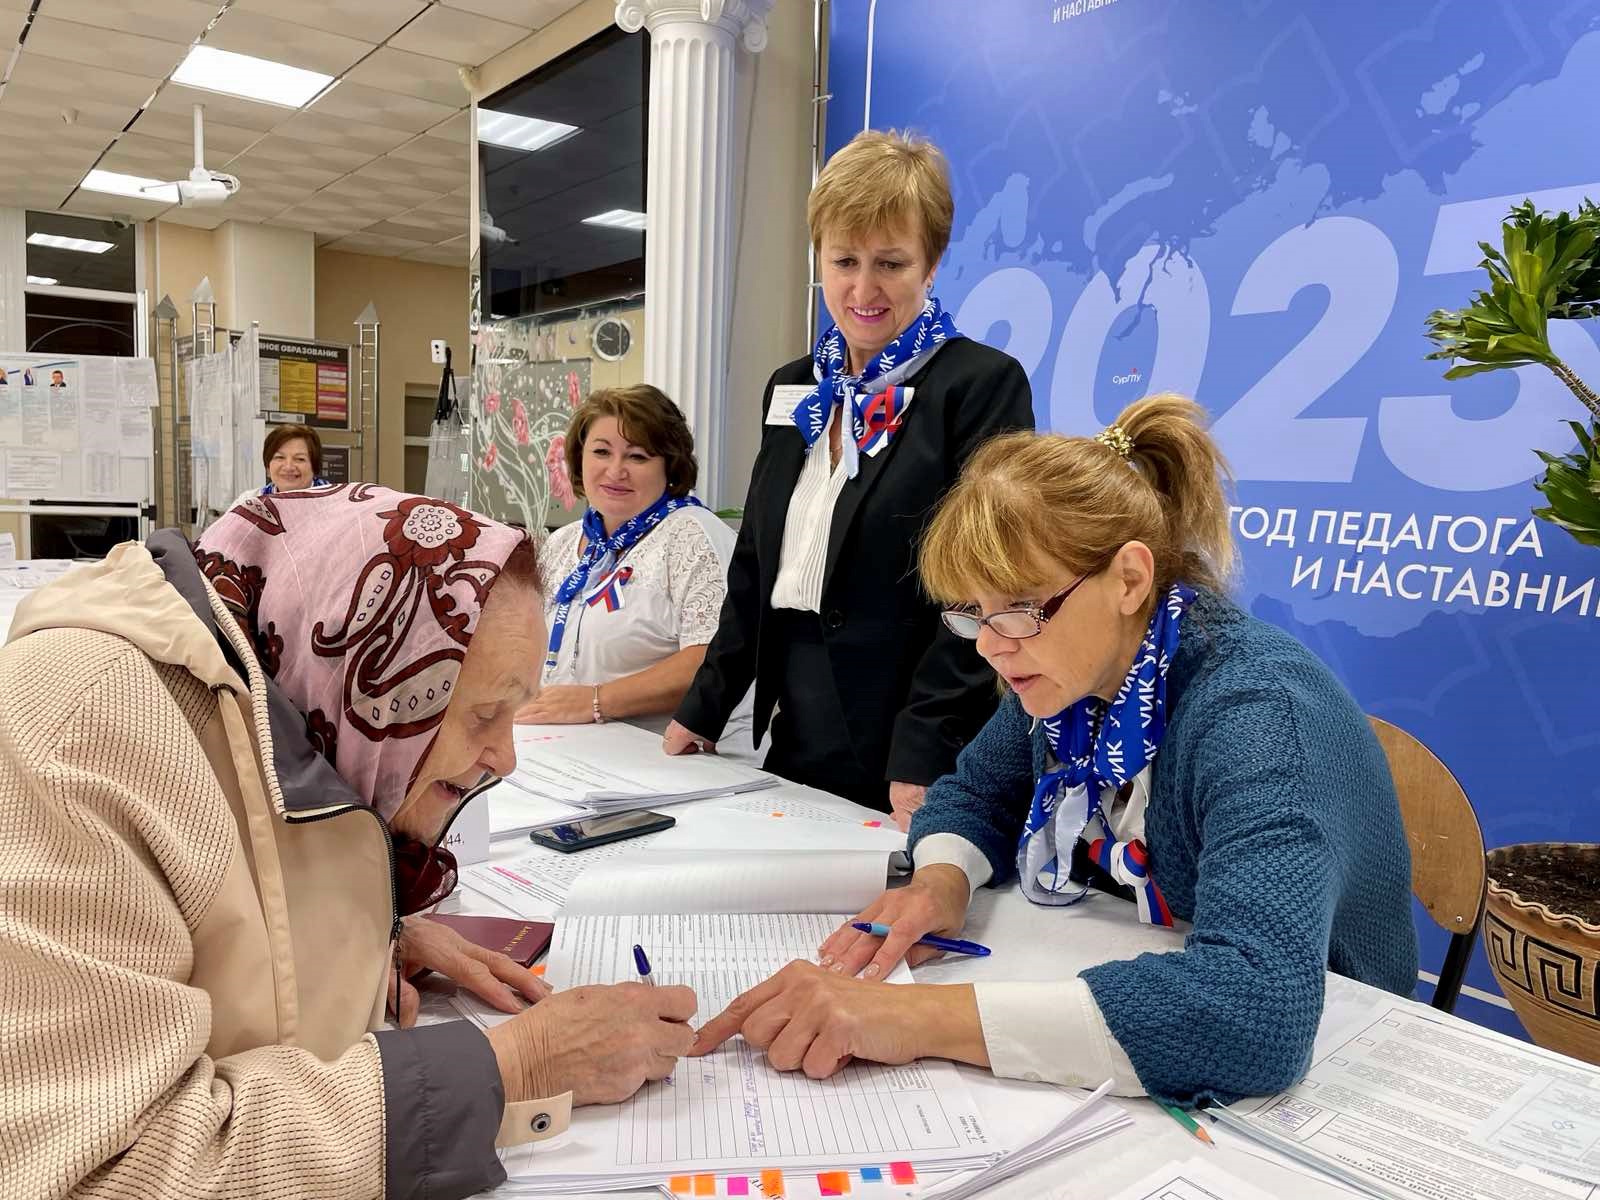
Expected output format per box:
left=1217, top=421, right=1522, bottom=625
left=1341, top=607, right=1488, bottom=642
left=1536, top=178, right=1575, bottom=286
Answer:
left=1161, top=1102, right=1216, bottom=1146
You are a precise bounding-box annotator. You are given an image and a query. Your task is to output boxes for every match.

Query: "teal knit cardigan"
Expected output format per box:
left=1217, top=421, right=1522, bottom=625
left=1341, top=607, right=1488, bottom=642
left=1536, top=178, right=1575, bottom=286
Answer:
left=907, top=589, right=1418, bottom=1106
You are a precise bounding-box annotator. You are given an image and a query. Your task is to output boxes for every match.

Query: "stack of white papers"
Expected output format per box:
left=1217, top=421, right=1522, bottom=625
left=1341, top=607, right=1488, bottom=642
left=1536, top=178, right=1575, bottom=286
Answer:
left=453, top=847, right=1129, bottom=1195
left=491, top=723, right=778, bottom=838
left=1216, top=1002, right=1600, bottom=1200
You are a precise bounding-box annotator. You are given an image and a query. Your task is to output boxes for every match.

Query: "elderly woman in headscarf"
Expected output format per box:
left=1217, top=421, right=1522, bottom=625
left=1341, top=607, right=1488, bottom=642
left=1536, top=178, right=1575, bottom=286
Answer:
left=0, top=485, right=696, bottom=1200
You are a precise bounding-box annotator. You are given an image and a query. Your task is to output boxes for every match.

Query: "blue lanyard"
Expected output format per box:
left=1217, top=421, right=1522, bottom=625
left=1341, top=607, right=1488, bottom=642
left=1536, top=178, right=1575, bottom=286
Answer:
left=544, top=492, right=702, bottom=671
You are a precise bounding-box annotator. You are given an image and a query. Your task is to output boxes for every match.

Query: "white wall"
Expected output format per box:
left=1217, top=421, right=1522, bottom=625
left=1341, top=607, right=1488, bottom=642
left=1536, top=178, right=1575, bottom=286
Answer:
left=216, top=221, right=315, bottom=338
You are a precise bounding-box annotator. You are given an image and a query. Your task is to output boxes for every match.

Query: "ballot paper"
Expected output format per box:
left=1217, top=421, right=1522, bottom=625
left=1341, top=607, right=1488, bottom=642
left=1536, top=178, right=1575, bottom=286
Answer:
left=502, top=723, right=777, bottom=819
left=1217, top=1004, right=1600, bottom=1200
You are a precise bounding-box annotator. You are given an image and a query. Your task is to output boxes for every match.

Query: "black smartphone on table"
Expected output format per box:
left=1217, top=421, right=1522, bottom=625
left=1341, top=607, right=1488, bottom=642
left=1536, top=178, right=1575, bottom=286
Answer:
left=530, top=809, right=676, bottom=853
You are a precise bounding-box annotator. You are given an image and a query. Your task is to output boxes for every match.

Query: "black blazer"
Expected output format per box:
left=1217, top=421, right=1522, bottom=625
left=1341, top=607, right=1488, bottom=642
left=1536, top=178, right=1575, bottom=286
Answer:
left=676, top=337, right=1035, bottom=786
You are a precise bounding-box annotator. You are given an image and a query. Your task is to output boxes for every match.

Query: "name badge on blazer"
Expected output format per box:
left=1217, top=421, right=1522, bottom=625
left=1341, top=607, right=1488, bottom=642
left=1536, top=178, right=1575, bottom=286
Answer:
left=766, top=384, right=815, bottom=426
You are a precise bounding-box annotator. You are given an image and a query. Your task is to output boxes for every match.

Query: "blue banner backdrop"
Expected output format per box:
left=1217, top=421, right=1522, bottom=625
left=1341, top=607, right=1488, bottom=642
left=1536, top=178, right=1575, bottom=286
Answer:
left=826, top=0, right=1600, bottom=1038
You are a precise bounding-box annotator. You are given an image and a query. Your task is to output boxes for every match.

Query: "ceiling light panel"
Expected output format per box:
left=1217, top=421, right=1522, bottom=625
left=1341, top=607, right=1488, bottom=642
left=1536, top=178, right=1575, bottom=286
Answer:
left=80, top=169, right=180, bottom=203
left=582, top=209, right=647, bottom=231
left=172, top=45, right=335, bottom=108
left=476, top=109, right=579, bottom=153
left=28, top=232, right=116, bottom=254
left=26, top=275, right=59, bottom=286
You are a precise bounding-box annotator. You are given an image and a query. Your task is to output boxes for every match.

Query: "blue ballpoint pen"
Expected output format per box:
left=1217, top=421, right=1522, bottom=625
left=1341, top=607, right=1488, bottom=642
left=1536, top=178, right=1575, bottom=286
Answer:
left=851, top=922, right=991, bottom=957
left=632, top=943, right=655, bottom=984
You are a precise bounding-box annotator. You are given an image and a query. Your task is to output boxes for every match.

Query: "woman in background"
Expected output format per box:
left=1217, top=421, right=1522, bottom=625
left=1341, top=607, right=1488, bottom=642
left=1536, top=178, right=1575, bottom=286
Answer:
left=520, top=385, right=754, bottom=756
left=665, top=129, right=1034, bottom=823
left=232, top=422, right=330, bottom=509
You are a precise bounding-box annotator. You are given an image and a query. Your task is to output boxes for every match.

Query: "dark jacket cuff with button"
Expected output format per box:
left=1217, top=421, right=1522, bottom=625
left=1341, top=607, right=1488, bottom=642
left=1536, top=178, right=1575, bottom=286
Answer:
left=373, top=1021, right=507, bottom=1200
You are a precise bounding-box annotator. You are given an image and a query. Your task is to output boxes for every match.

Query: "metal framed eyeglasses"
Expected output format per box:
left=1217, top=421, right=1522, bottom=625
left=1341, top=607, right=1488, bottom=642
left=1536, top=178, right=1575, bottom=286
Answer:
left=940, top=573, right=1091, bottom=640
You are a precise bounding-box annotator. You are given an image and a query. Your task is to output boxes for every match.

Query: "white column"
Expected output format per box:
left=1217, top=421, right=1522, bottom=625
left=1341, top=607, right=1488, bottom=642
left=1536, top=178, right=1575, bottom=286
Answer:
left=615, top=0, right=774, bottom=509
left=0, top=208, right=27, bottom=351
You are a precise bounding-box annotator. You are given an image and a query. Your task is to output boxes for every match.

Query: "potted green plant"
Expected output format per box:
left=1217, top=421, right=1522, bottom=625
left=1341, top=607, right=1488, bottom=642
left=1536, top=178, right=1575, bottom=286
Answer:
left=1424, top=197, right=1600, bottom=1063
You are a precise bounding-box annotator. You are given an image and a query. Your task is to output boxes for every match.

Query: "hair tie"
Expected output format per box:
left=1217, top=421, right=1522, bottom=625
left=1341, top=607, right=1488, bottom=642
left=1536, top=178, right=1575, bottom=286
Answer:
left=1095, top=424, right=1134, bottom=462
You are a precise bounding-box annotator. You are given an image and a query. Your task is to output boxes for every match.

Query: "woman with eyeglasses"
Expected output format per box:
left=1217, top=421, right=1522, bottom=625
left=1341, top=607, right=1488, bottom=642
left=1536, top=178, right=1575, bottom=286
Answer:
left=0, top=487, right=696, bottom=1199
left=689, top=395, right=1417, bottom=1106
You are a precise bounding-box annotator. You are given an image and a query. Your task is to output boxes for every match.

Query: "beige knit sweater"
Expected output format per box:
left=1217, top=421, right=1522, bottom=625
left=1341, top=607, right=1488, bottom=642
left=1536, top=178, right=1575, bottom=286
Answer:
left=0, top=540, right=530, bottom=1200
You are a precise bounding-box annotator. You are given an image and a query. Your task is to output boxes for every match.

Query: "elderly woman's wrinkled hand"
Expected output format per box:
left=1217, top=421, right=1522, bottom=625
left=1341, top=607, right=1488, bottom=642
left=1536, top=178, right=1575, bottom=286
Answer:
left=487, top=982, right=699, bottom=1105
left=389, top=915, right=551, bottom=1027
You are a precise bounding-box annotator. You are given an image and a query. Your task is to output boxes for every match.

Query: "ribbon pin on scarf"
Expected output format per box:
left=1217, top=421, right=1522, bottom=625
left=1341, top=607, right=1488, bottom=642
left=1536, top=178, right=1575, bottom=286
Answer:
left=585, top=565, right=633, bottom=613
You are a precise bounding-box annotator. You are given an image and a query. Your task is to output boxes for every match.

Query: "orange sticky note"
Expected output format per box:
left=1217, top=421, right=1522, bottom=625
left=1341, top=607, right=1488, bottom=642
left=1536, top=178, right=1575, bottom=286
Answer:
left=529, top=963, right=547, bottom=977
left=817, top=1171, right=851, bottom=1196
left=760, top=1169, right=786, bottom=1196
left=694, top=1175, right=717, bottom=1196
left=770, top=811, right=785, bottom=817
left=667, top=1178, right=692, bottom=1195
left=863, top=820, right=883, bottom=828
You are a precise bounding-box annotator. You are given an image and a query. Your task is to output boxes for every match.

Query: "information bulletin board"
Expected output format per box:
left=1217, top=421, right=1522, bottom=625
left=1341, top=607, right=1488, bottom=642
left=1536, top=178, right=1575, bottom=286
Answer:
left=258, top=337, right=352, bottom=430
left=0, top=352, right=156, bottom=502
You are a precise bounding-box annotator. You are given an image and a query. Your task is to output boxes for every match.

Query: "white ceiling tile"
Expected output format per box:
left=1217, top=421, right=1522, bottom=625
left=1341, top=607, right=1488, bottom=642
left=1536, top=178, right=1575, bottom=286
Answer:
left=10, top=50, right=162, bottom=108
left=0, top=186, right=75, bottom=212
left=274, top=110, right=414, bottom=157
left=344, top=46, right=469, bottom=107
left=125, top=110, right=261, bottom=158
left=388, top=5, right=530, bottom=66
left=402, top=241, right=470, bottom=266
left=307, top=82, right=459, bottom=134
left=1, top=82, right=140, bottom=135
left=386, top=134, right=465, bottom=169
left=323, top=174, right=441, bottom=210
left=363, top=218, right=459, bottom=241
left=418, top=189, right=470, bottom=216
left=206, top=9, right=375, bottom=77
left=230, top=133, right=373, bottom=175
left=229, top=0, right=428, bottom=44
left=437, top=0, right=575, bottom=29
left=354, top=156, right=467, bottom=194
left=0, top=120, right=116, bottom=156
left=147, top=82, right=293, bottom=133
left=43, top=0, right=218, bottom=45
left=23, top=16, right=189, bottom=79
left=325, top=231, right=433, bottom=256
left=278, top=191, right=400, bottom=223
left=158, top=207, right=232, bottom=230
left=428, top=110, right=470, bottom=143
left=273, top=204, right=372, bottom=237
left=97, top=135, right=198, bottom=180
left=214, top=194, right=300, bottom=223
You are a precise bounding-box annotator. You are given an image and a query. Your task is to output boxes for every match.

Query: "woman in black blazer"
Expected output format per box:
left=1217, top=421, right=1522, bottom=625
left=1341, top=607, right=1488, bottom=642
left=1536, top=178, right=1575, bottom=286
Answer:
left=664, top=130, right=1034, bottom=824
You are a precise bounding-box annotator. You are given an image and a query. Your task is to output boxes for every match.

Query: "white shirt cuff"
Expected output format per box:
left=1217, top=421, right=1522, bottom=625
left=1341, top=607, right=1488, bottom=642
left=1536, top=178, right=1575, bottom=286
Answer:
left=911, top=833, right=994, bottom=897
left=972, top=977, right=1146, bottom=1096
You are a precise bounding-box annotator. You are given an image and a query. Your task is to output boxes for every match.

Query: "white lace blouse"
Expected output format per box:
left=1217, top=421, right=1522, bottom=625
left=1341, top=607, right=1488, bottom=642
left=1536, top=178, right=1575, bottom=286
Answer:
left=538, top=506, right=757, bottom=758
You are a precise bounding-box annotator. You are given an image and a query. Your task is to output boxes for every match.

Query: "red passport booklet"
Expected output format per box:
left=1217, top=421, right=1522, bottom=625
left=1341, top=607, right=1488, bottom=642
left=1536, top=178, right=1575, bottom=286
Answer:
left=422, top=914, right=554, bottom=968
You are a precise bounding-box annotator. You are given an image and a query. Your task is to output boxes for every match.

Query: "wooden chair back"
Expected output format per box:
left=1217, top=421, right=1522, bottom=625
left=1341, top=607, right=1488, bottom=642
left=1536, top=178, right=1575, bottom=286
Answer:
left=1369, top=716, right=1486, bottom=1010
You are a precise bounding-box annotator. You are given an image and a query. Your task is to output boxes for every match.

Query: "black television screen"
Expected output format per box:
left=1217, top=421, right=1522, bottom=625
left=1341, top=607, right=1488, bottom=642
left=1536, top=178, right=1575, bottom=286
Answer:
left=477, top=27, right=647, bottom=322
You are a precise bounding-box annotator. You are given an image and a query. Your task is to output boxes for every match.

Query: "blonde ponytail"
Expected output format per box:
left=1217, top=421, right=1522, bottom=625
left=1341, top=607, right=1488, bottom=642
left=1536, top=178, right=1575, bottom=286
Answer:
left=1115, top=393, right=1235, bottom=593
left=920, top=392, right=1235, bottom=605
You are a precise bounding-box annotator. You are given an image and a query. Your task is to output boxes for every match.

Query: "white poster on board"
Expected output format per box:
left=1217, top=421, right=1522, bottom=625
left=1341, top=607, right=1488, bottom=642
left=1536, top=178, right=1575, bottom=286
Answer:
left=6, top=450, right=63, bottom=496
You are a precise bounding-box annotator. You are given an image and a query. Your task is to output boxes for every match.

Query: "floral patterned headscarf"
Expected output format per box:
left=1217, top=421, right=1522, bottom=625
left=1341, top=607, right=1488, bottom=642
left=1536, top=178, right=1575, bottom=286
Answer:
left=195, top=484, right=529, bottom=819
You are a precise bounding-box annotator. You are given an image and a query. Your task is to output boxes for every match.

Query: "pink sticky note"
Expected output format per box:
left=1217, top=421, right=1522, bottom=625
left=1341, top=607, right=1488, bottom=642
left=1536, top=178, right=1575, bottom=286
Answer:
left=863, top=820, right=883, bottom=828
left=889, top=1162, right=916, bottom=1185
left=727, top=1178, right=750, bottom=1197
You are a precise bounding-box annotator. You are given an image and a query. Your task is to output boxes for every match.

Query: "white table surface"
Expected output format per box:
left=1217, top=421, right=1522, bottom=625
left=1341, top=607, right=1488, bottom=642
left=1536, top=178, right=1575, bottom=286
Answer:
left=454, top=777, right=1388, bottom=1199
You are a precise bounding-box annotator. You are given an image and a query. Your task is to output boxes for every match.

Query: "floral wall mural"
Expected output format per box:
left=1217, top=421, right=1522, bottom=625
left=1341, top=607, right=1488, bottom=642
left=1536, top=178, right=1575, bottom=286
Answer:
left=469, top=314, right=592, bottom=532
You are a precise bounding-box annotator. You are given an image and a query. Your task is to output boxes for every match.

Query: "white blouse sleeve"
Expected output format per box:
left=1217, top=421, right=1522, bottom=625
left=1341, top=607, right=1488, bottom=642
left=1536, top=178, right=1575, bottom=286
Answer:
left=665, top=518, right=731, bottom=649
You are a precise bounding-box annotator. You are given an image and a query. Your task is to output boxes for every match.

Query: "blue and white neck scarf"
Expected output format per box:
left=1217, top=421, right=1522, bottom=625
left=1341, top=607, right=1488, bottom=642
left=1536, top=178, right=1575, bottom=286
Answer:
left=544, top=491, right=703, bottom=671
left=791, top=297, right=961, bottom=478
left=1015, top=582, right=1195, bottom=925
left=261, top=477, right=330, bottom=494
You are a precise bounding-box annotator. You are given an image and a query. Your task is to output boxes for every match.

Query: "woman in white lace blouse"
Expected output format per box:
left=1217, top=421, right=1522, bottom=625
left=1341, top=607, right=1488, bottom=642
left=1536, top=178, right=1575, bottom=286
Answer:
left=517, top=385, right=754, bottom=754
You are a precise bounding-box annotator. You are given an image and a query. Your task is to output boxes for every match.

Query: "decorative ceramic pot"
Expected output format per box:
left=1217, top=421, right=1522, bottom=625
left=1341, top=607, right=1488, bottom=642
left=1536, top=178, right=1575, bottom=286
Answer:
left=1483, top=843, right=1600, bottom=1065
